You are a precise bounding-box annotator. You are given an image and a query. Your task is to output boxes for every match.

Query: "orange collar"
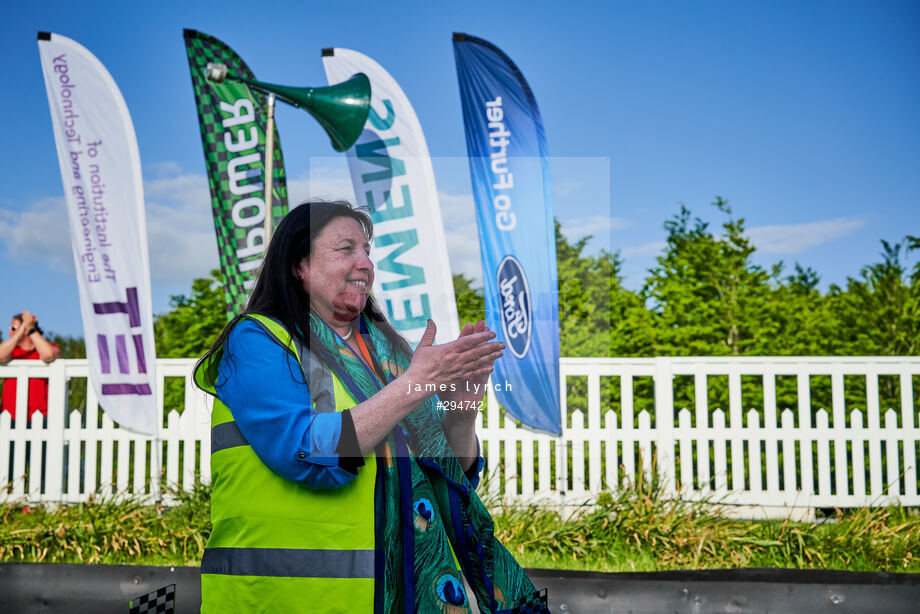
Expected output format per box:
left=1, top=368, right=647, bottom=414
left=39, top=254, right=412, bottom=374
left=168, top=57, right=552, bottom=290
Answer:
left=353, top=330, right=384, bottom=384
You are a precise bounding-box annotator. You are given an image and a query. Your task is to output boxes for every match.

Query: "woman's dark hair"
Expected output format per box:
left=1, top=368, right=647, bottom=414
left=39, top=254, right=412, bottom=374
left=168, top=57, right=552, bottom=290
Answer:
left=199, top=200, right=412, bottom=381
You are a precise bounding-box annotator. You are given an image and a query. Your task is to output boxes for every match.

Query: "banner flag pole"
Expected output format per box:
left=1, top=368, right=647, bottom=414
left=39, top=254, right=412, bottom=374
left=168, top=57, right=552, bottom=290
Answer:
left=263, top=93, right=276, bottom=244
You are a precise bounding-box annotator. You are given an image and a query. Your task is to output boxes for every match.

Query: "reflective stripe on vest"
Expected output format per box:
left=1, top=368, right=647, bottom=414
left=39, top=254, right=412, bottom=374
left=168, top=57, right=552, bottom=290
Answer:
left=202, top=547, right=374, bottom=578
left=210, top=421, right=247, bottom=454
left=195, top=314, right=377, bottom=612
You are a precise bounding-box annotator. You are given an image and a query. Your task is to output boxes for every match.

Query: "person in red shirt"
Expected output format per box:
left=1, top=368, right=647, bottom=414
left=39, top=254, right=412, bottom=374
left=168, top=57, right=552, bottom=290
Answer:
left=0, top=311, right=61, bottom=420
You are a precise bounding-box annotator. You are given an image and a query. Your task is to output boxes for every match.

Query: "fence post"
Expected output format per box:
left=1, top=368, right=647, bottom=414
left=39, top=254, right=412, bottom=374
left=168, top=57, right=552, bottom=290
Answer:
left=587, top=369, right=602, bottom=493
left=621, top=368, right=635, bottom=479
left=694, top=371, right=710, bottom=493
left=150, top=363, right=164, bottom=502
left=831, top=368, right=849, bottom=498
left=556, top=366, right=568, bottom=506
left=796, top=369, right=814, bottom=500
left=901, top=370, right=917, bottom=498
left=654, top=357, right=676, bottom=496
left=44, top=360, right=67, bottom=503
left=763, top=367, right=779, bottom=494
left=728, top=365, right=744, bottom=492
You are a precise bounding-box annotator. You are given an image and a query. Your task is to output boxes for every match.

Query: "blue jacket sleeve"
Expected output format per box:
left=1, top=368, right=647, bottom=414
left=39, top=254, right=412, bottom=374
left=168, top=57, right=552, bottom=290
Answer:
left=214, top=319, right=358, bottom=489
left=466, top=438, right=486, bottom=491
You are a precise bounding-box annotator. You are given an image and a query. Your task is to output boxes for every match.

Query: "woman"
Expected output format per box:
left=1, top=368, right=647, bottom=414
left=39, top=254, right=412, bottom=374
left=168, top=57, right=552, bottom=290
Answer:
left=195, top=201, right=546, bottom=613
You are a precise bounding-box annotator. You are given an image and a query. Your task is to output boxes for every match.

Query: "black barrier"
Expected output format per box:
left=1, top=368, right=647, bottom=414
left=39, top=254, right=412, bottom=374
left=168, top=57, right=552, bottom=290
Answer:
left=529, top=568, right=920, bottom=613
left=1, top=563, right=918, bottom=613
left=0, top=563, right=198, bottom=613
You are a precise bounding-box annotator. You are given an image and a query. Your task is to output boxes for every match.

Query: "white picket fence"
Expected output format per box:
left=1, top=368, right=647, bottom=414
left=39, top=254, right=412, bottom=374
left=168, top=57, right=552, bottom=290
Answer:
left=0, top=359, right=211, bottom=505
left=2, top=357, right=919, bottom=518
left=480, top=356, right=920, bottom=518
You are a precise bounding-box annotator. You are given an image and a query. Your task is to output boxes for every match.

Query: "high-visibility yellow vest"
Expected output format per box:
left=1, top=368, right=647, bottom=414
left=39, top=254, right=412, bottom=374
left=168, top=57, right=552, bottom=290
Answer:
left=194, top=314, right=378, bottom=613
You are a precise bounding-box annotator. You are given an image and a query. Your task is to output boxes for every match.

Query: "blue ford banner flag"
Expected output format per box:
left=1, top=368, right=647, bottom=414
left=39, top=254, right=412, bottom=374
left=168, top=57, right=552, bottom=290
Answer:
left=453, top=33, right=561, bottom=435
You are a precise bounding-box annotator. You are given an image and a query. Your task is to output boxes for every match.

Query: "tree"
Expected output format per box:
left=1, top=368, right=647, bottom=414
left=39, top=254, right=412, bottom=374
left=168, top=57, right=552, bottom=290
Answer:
left=153, top=270, right=227, bottom=413
left=765, top=263, right=842, bottom=356
left=555, top=221, right=652, bottom=358
left=642, top=198, right=778, bottom=356
left=453, top=273, right=485, bottom=330
left=46, top=334, right=87, bottom=411
left=47, top=334, right=86, bottom=359
left=830, top=240, right=920, bottom=356
left=154, top=270, right=228, bottom=359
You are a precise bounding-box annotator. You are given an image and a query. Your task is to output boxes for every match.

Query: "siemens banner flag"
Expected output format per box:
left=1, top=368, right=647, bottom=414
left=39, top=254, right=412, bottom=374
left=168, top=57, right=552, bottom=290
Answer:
left=453, top=33, right=561, bottom=435
left=322, top=48, right=459, bottom=346
left=37, top=32, right=157, bottom=435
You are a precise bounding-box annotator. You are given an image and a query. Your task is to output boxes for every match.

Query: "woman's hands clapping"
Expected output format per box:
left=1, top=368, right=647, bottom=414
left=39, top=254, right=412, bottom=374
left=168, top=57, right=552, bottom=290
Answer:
left=405, top=319, right=504, bottom=392
left=438, top=320, right=499, bottom=426
left=351, top=319, right=500, bottom=459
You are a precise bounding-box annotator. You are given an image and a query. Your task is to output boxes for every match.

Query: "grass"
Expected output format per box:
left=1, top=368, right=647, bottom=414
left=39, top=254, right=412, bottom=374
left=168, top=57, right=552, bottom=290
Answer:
left=1, top=477, right=918, bottom=573
left=490, top=472, right=920, bottom=573
left=0, top=482, right=210, bottom=565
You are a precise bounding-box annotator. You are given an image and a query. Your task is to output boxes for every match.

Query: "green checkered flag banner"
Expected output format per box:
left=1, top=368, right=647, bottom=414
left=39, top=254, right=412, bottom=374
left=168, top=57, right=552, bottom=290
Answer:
left=183, top=29, right=288, bottom=318
left=500, top=588, right=550, bottom=613
left=128, top=583, right=176, bottom=613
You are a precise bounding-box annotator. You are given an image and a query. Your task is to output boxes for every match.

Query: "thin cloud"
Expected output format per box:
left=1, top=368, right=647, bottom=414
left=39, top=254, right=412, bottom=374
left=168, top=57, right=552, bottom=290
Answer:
left=552, top=179, right=583, bottom=198
left=0, top=197, right=72, bottom=272
left=0, top=163, right=373, bottom=290
left=146, top=165, right=368, bottom=282
left=609, top=218, right=865, bottom=265
left=143, top=166, right=216, bottom=283
left=621, top=241, right=667, bottom=259
left=145, top=162, right=210, bottom=209
left=0, top=165, right=218, bottom=285
left=436, top=200, right=632, bottom=284
left=437, top=189, right=483, bottom=284
left=747, top=218, right=866, bottom=254
left=289, top=166, right=356, bottom=205
left=561, top=215, right=630, bottom=241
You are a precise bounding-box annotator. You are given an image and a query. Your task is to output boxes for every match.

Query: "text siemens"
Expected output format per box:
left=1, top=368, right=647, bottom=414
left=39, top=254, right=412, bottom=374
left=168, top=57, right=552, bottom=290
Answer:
left=355, top=98, right=432, bottom=331
left=485, top=96, right=516, bottom=231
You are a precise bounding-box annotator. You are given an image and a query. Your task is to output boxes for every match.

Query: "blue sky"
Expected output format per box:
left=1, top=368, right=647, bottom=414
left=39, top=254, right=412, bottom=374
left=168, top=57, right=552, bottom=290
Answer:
left=2, top=1, right=918, bottom=338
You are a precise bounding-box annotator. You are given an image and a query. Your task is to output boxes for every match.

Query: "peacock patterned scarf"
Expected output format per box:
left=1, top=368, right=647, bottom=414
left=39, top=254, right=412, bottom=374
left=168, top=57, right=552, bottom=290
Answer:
left=307, top=313, right=547, bottom=614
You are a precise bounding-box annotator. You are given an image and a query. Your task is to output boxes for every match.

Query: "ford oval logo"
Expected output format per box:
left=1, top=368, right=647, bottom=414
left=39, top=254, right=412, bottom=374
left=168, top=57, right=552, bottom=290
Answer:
left=496, top=255, right=532, bottom=359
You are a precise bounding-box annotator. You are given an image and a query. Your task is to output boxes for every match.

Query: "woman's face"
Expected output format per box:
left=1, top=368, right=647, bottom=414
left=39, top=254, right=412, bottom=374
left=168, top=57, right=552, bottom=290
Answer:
left=294, top=216, right=373, bottom=324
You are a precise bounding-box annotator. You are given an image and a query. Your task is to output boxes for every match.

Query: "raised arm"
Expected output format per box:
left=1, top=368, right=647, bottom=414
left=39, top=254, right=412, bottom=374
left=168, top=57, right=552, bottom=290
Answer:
left=437, top=320, right=494, bottom=473
left=349, top=320, right=503, bottom=456
left=0, top=330, right=23, bottom=363
left=0, top=313, right=31, bottom=363
left=27, top=321, right=61, bottom=363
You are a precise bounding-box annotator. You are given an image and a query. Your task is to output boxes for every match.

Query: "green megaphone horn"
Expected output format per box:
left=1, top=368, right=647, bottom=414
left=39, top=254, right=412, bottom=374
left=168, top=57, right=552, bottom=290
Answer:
left=206, top=62, right=370, bottom=152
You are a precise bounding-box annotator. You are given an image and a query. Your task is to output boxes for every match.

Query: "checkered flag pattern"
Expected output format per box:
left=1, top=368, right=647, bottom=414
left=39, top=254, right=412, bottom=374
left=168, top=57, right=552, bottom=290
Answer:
left=498, top=588, right=550, bottom=614
left=128, top=583, right=176, bottom=614
left=183, top=29, right=289, bottom=318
